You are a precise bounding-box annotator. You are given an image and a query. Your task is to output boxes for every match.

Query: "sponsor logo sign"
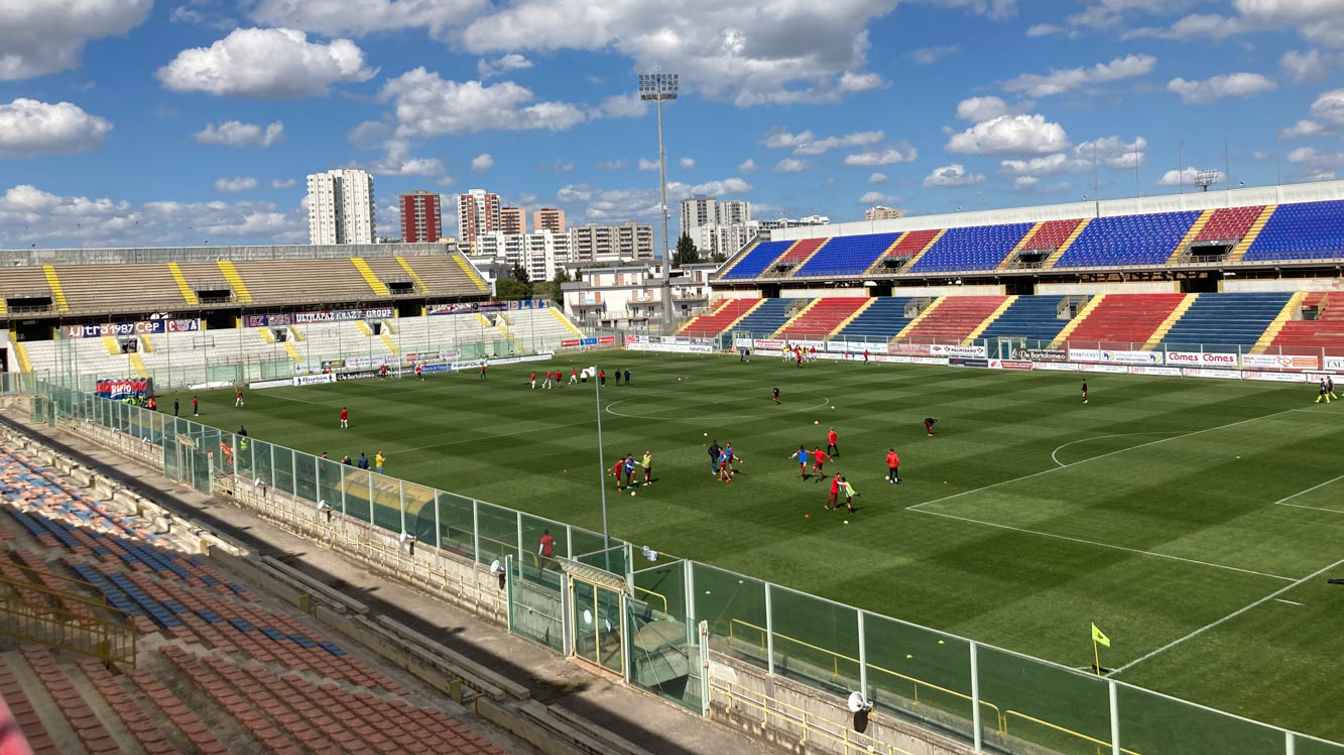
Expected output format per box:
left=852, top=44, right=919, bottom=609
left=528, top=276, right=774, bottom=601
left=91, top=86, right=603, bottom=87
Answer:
left=1079, top=363, right=1129, bottom=374
left=94, top=377, right=153, bottom=399
left=64, top=319, right=198, bottom=338
left=1069, top=348, right=1163, bottom=365
left=1165, top=351, right=1239, bottom=368
left=1002, top=360, right=1034, bottom=371
left=1012, top=347, right=1067, bottom=362
left=930, top=344, right=988, bottom=359
left=1033, top=362, right=1077, bottom=371
left=292, top=374, right=335, bottom=387
left=1324, top=356, right=1344, bottom=371
left=1241, top=353, right=1319, bottom=370
left=1182, top=367, right=1241, bottom=380
left=1127, top=366, right=1183, bottom=377
left=1241, top=370, right=1308, bottom=383
left=560, top=338, right=581, bottom=348
left=248, top=378, right=293, bottom=390
left=889, top=342, right=933, bottom=357
left=292, top=307, right=393, bottom=324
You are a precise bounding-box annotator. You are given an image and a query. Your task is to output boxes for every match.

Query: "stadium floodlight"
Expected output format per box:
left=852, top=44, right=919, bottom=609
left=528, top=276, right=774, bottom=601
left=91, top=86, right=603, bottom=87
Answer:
left=1195, top=170, right=1221, bottom=192
left=638, top=72, right=678, bottom=327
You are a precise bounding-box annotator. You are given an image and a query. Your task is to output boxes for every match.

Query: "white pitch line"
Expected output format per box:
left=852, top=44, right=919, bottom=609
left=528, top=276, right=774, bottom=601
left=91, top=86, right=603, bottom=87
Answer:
left=1273, top=473, right=1344, bottom=510
left=1278, top=501, right=1344, bottom=515
left=1110, top=556, right=1344, bottom=677
left=913, top=507, right=1298, bottom=582
left=907, top=406, right=1305, bottom=513
left=1275, top=598, right=1305, bottom=607
left=1049, top=432, right=1176, bottom=468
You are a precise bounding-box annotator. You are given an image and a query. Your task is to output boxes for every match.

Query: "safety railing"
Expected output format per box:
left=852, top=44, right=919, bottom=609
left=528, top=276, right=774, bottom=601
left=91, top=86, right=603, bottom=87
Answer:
left=710, top=677, right=917, bottom=755
left=0, top=573, right=136, bottom=668
left=27, top=376, right=1344, bottom=755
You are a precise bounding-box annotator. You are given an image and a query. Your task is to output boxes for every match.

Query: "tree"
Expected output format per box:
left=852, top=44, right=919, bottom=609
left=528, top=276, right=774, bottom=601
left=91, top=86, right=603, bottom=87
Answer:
left=511, top=263, right=531, bottom=285
left=496, top=263, right=533, bottom=300
left=549, top=268, right=571, bottom=305
left=673, top=233, right=700, bottom=266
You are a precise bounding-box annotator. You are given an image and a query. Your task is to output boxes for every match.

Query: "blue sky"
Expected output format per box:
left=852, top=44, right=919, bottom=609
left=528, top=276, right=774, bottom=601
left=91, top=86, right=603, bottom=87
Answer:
left=1, top=0, right=1342, bottom=249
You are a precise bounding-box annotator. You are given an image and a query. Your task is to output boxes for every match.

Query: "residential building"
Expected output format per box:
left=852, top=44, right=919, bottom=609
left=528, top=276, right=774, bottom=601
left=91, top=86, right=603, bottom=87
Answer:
left=399, top=191, right=442, bottom=243
left=865, top=205, right=906, bottom=221
left=306, top=169, right=375, bottom=245
left=758, top=215, right=830, bottom=232
left=523, top=230, right=570, bottom=282
left=568, top=222, right=654, bottom=264
left=680, top=197, right=751, bottom=237
left=500, top=206, right=527, bottom=235
left=561, top=260, right=718, bottom=329
left=691, top=222, right=760, bottom=258
left=457, top=189, right=502, bottom=251
left=533, top=207, right=565, bottom=234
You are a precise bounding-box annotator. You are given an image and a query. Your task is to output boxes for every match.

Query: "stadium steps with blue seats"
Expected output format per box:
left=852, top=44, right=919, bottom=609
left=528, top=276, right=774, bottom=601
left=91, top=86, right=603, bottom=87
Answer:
left=795, top=233, right=901, bottom=278
left=836, top=297, right=916, bottom=342
left=1243, top=200, right=1344, bottom=262
left=1053, top=211, right=1201, bottom=268
left=978, top=295, right=1071, bottom=343
left=909, top=223, right=1034, bottom=273
left=1157, top=292, right=1292, bottom=352
left=733, top=298, right=799, bottom=336
left=720, top=240, right=793, bottom=280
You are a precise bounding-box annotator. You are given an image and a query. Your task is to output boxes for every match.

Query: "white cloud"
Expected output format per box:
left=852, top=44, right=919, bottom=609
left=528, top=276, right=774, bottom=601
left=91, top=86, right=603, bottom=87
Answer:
left=842, top=144, right=919, bottom=165
left=923, top=163, right=985, bottom=187
left=595, top=92, right=647, bottom=118
left=1076, top=135, right=1147, bottom=169
left=1000, top=153, right=1073, bottom=175
left=1281, top=119, right=1327, bottom=138
left=214, top=177, right=259, bottom=193
left=555, top=176, right=751, bottom=221
left=457, top=0, right=999, bottom=107
left=868, top=172, right=888, bottom=184
left=348, top=119, right=394, bottom=148
left=774, top=158, right=808, bottom=172
left=1288, top=146, right=1344, bottom=171
left=249, top=0, right=486, bottom=38
left=0, top=184, right=305, bottom=246
left=437, top=176, right=456, bottom=187
left=839, top=71, right=884, bottom=92
left=272, top=178, right=297, bottom=189
left=638, top=158, right=659, bottom=171
left=1003, top=54, right=1156, bottom=97
left=1014, top=176, right=1040, bottom=189
left=555, top=160, right=576, bottom=172
left=1167, top=73, right=1277, bottom=104
left=157, top=28, right=376, bottom=98
left=764, top=129, right=884, bottom=156
left=1281, top=49, right=1328, bottom=81
left=1233, top=0, right=1344, bottom=49
left=955, top=95, right=1010, bottom=122
left=1124, top=14, right=1247, bottom=40
left=910, top=45, right=960, bottom=64
left=946, top=114, right=1070, bottom=155
left=1027, top=23, right=1063, bottom=36
left=477, top=53, right=533, bottom=78
left=1157, top=166, right=1224, bottom=186
left=471, top=153, right=494, bottom=172
left=679, top=157, right=696, bottom=169
left=0, top=99, right=112, bottom=157
left=195, top=120, right=285, bottom=147
left=380, top=68, right=588, bottom=137
left=1311, top=89, right=1344, bottom=125
left=859, top=191, right=894, bottom=203
left=0, top=0, right=152, bottom=80
left=738, top=158, right=758, bottom=173
left=597, top=160, right=626, bottom=170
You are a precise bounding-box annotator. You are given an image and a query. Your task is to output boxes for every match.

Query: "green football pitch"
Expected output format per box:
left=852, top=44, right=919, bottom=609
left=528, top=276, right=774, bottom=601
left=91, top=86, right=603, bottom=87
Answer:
left=166, top=352, right=1344, bottom=746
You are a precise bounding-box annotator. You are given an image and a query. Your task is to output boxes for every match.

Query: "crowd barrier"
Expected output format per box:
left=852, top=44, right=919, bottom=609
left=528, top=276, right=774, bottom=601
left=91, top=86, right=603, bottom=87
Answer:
left=17, top=376, right=1344, bottom=755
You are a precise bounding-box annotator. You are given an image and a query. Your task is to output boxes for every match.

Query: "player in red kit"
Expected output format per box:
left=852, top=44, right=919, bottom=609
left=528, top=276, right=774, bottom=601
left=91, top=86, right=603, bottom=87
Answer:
left=886, top=448, right=901, bottom=484
left=415, top=362, right=424, bottom=380
left=826, top=427, right=839, bottom=457
left=811, top=447, right=830, bottom=479
left=339, top=407, right=349, bottom=430
left=825, top=474, right=841, bottom=510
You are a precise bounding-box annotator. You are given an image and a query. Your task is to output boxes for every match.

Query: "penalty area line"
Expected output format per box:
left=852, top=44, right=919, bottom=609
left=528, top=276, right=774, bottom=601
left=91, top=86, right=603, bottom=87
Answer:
left=907, top=405, right=1305, bottom=514
left=1109, top=556, right=1344, bottom=677
left=1273, top=473, right=1344, bottom=515
left=911, top=507, right=1297, bottom=583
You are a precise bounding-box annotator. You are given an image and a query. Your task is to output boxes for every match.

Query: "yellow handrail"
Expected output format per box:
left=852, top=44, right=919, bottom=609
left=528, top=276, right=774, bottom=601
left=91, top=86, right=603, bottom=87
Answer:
left=729, top=618, right=1004, bottom=733
left=1003, top=710, right=1142, bottom=755
left=633, top=586, right=668, bottom=614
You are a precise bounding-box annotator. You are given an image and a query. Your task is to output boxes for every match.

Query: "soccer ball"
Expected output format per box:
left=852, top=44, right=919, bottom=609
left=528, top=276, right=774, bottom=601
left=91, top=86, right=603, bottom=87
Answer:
left=843, top=520, right=849, bottom=525
left=804, top=513, right=811, bottom=519
left=814, top=420, right=820, bottom=425
left=703, top=432, right=708, bottom=437
left=631, top=491, right=637, bottom=496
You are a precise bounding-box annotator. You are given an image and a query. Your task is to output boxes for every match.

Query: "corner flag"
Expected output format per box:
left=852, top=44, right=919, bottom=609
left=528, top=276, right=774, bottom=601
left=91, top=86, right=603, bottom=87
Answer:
left=1091, top=623, right=1111, bottom=648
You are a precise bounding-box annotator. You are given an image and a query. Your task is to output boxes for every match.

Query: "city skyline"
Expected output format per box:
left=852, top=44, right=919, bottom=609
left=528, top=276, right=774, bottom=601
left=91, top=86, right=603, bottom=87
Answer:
left=2, top=1, right=1342, bottom=248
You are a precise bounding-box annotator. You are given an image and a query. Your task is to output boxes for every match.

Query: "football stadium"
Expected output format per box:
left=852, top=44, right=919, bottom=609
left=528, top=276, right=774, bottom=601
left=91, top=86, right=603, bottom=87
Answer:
left=2, top=177, right=1343, bottom=755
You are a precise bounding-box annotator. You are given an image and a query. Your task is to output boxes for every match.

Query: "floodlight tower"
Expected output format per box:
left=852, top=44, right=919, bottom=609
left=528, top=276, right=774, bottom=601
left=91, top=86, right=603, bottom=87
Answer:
left=639, top=72, right=678, bottom=328
left=1195, top=170, right=1221, bottom=192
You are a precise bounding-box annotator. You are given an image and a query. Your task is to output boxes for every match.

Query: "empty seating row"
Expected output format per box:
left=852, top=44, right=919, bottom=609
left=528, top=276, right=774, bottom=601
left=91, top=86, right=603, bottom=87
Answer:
left=1158, top=292, right=1291, bottom=351
left=836, top=297, right=917, bottom=341
left=732, top=298, right=798, bottom=336
left=979, top=295, right=1071, bottom=342
left=904, top=296, right=1007, bottom=342
left=775, top=298, right=868, bottom=339
left=720, top=241, right=793, bottom=279
left=796, top=233, right=901, bottom=277
left=1054, top=211, right=1201, bottom=269
left=910, top=223, right=1033, bottom=273
left=1244, top=200, right=1344, bottom=262
left=1271, top=292, right=1344, bottom=354
left=679, top=298, right=760, bottom=337
left=1065, top=293, right=1186, bottom=346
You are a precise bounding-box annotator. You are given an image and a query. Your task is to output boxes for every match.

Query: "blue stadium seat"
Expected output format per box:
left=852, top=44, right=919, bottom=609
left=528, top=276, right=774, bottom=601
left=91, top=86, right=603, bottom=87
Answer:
left=1158, top=292, right=1291, bottom=352
left=836, top=297, right=915, bottom=341
left=909, top=223, right=1033, bottom=273
left=1243, top=201, right=1344, bottom=262
left=1054, top=211, right=1200, bottom=268
left=795, top=233, right=900, bottom=277
left=979, top=296, right=1070, bottom=342
left=734, top=298, right=798, bottom=336
left=721, top=241, right=792, bottom=279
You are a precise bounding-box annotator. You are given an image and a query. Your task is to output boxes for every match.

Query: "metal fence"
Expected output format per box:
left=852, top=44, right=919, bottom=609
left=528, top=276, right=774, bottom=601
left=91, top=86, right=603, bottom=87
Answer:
left=18, top=376, right=1344, bottom=755
left=40, top=315, right=567, bottom=394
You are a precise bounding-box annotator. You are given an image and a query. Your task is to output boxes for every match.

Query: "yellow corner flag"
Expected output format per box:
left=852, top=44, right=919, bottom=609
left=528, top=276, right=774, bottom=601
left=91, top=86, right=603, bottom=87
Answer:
left=1091, top=623, right=1111, bottom=648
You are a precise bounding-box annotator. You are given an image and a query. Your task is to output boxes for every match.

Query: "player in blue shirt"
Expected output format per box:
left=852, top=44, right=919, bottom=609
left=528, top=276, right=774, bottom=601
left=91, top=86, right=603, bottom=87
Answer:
left=790, top=444, right=809, bottom=480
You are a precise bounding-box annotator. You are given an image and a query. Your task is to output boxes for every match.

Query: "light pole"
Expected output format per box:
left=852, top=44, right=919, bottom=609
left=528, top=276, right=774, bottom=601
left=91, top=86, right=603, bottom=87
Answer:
left=639, top=72, right=678, bottom=329
left=593, top=368, right=610, bottom=560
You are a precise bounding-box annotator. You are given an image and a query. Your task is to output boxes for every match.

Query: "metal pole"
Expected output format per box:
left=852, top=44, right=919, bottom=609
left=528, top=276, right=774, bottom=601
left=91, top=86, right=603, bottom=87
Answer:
left=1109, top=679, right=1121, bottom=755
left=857, top=609, right=867, bottom=698
left=970, top=641, right=983, bottom=753
left=764, top=582, right=775, bottom=675
left=1286, top=732, right=1296, bottom=755
left=656, top=96, right=673, bottom=326
left=594, top=370, right=610, bottom=569
left=433, top=491, right=441, bottom=549
left=399, top=480, right=407, bottom=536
left=472, top=499, right=481, bottom=565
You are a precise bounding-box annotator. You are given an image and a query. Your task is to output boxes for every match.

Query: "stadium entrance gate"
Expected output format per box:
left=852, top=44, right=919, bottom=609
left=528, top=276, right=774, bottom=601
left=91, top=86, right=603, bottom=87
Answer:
left=561, top=559, right=629, bottom=678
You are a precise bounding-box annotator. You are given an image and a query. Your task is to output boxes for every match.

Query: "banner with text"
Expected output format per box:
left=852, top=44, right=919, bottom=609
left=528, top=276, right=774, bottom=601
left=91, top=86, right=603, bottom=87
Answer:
left=65, top=319, right=199, bottom=338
